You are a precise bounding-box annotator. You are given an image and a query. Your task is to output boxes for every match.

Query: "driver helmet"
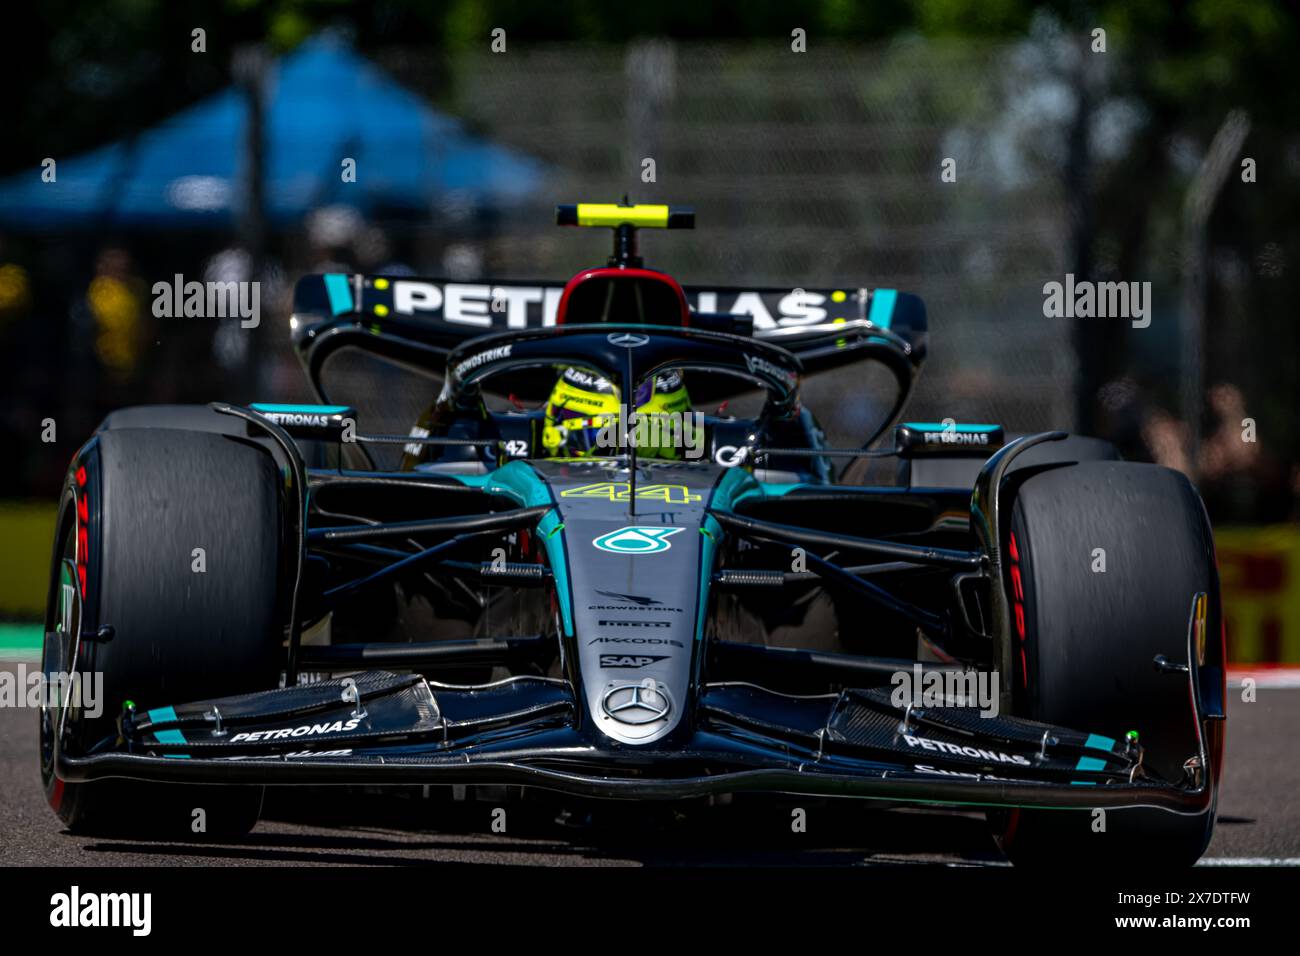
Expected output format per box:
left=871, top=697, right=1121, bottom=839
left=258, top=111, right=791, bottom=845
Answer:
left=542, top=366, right=695, bottom=459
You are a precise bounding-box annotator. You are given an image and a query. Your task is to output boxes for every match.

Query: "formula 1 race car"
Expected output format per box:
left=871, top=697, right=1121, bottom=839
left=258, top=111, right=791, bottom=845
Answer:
left=40, top=203, right=1225, bottom=865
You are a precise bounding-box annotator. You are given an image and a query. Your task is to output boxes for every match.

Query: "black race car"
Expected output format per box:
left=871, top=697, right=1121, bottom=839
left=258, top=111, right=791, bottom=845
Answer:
left=41, top=203, right=1225, bottom=864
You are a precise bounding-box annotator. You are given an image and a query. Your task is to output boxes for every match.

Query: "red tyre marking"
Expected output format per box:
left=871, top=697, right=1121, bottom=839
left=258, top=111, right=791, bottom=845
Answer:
left=1009, top=532, right=1027, bottom=688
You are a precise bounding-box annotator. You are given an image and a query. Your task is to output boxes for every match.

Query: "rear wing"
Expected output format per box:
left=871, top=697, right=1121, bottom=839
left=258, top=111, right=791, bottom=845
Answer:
left=291, top=274, right=928, bottom=375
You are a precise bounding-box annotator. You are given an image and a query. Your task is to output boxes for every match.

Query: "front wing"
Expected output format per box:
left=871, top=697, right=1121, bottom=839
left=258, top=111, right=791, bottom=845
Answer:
left=57, top=647, right=1213, bottom=816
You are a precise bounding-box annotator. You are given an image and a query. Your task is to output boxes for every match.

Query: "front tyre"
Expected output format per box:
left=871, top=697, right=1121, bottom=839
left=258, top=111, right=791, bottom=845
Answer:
left=987, top=460, right=1222, bottom=867
left=41, top=426, right=284, bottom=838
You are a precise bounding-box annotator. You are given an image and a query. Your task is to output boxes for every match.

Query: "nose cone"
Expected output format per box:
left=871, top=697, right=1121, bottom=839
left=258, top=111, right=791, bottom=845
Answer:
left=536, top=459, right=716, bottom=745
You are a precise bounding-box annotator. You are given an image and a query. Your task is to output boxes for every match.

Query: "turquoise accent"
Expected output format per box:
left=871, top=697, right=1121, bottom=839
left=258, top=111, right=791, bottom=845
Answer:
left=592, top=526, right=683, bottom=554
left=145, top=707, right=189, bottom=756
left=728, top=477, right=800, bottom=508
left=449, top=463, right=573, bottom=636
left=1071, top=733, right=1116, bottom=782
left=323, top=273, right=354, bottom=316
left=755, top=481, right=804, bottom=497
left=697, top=468, right=761, bottom=640
left=251, top=403, right=351, bottom=414
left=903, top=422, right=1001, bottom=433
left=450, top=460, right=555, bottom=512
left=697, top=512, right=722, bottom=642
left=146, top=705, right=178, bottom=725
left=867, top=288, right=897, bottom=329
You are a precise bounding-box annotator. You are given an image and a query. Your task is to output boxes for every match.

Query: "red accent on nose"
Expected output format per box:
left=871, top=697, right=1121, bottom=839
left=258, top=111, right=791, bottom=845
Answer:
left=77, top=495, right=88, bottom=523
left=75, top=466, right=87, bottom=487
left=1010, top=565, right=1023, bottom=602
left=1008, top=532, right=1019, bottom=561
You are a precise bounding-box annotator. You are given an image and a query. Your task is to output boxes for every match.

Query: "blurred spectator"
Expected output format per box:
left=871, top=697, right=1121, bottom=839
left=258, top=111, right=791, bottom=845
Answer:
left=81, top=246, right=148, bottom=383
left=0, top=235, right=33, bottom=331
left=1200, top=385, right=1257, bottom=475
left=1141, top=408, right=1194, bottom=477
left=1093, top=374, right=1294, bottom=523
left=1136, top=383, right=1291, bottom=523
left=357, top=225, right=414, bottom=276
left=1196, top=383, right=1291, bottom=523
left=1094, top=377, right=1150, bottom=462
left=307, top=205, right=364, bottom=273
left=205, top=246, right=255, bottom=373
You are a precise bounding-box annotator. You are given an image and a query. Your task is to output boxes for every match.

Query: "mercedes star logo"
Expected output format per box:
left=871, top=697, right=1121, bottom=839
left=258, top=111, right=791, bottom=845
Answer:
left=601, top=679, right=672, bottom=725
left=607, top=332, right=650, bottom=348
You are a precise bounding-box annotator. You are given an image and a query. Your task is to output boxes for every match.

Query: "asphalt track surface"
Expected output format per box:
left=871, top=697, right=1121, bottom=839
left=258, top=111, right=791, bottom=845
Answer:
left=1, top=659, right=1296, bottom=867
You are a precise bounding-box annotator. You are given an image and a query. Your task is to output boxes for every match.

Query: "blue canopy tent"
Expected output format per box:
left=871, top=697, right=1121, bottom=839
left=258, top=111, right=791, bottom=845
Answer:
left=0, top=35, right=543, bottom=230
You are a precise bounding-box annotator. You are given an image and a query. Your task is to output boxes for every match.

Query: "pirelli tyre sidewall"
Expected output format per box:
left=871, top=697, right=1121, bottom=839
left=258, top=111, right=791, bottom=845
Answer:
left=40, top=426, right=284, bottom=837
left=990, top=460, right=1222, bottom=867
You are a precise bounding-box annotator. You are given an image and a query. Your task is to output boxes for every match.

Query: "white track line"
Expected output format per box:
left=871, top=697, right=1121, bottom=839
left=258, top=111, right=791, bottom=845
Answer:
left=1227, top=666, right=1300, bottom=689
left=1198, top=858, right=1300, bottom=866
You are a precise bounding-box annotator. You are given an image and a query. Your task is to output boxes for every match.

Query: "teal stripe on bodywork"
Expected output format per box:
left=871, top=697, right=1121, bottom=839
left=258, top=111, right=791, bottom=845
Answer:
left=155, top=723, right=190, bottom=756
left=903, top=422, right=1001, bottom=433
left=146, top=705, right=190, bottom=757
left=698, top=468, right=762, bottom=640
left=868, top=288, right=897, bottom=328
left=449, top=462, right=573, bottom=636
left=697, top=516, right=721, bottom=642
left=323, top=273, right=354, bottom=316
left=728, top=478, right=803, bottom=508
left=146, top=705, right=179, bottom=725
left=1071, top=732, right=1116, bottom=783
left=251, top=403, right=352, bottom=415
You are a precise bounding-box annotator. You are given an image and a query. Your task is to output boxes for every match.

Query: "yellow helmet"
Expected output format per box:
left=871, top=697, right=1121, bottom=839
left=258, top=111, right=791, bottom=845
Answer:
left=542, top=366, right=695, bottom=459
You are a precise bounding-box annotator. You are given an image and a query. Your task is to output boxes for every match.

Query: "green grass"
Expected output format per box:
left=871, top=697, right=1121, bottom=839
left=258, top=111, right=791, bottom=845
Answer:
left=0, top=623, right=42, bottom=661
